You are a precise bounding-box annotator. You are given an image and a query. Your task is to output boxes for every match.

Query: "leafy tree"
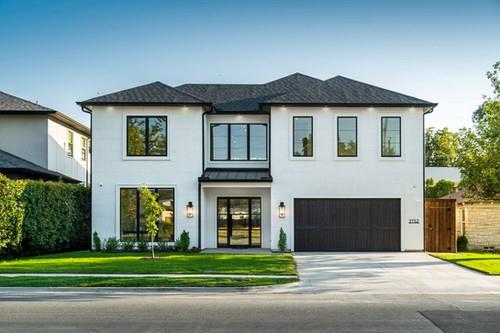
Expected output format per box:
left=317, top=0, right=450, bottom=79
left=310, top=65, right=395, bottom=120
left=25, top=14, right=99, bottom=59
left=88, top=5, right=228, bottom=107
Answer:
left=456, top=62, right=500, bottom=199
left=425, top=127, right=459, bottom=166
left=425, top=178, right=457, bottom=198
left=139, top=185, right=162, bottom=258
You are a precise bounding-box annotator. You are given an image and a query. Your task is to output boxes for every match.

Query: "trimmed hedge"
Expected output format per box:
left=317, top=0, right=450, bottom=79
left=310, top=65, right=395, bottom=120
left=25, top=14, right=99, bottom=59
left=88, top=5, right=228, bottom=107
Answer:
left=0, top=174, right=90, bottom=258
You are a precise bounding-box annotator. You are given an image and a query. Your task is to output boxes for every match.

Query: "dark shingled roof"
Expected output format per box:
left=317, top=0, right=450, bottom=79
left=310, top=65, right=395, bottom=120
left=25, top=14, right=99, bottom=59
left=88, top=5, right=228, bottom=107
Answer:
left=263, top=76, right=435, bottom=106
left=199, top=168, right=272, bottom=182
left=78, top=81, right=207, bottom=105
left=0, top=91, right=55, bottom=113
left=0, top=149, right=79, bottom=183
left=78, top=73, right=436, bottom=111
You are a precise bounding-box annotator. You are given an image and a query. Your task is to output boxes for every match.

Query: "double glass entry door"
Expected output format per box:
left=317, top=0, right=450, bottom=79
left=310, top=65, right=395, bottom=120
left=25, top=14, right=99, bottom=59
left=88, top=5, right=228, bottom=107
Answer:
left=217, top=198, right=261, bottom=248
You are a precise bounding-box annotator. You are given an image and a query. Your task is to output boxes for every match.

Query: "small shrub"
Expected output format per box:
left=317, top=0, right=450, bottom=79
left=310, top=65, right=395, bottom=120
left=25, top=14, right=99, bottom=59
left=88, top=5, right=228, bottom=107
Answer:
left=93, top=232, right=102, bottom=252
left=121, top=239, right=135, bottom=252
left=137, top=239, right=149, bottom=252
left=278, top=228, right=287, bottom=252
left=175, top=231, right=190, bottom=252
left=457, top=235, right=468, bottom=252
left=104, top=237, right=119, bottom=252
left=157, top=241, right=169, bottom=252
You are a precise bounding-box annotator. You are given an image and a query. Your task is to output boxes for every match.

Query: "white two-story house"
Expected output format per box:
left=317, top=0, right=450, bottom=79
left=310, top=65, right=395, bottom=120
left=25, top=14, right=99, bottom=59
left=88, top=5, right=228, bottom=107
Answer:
left=78, top=73, right=436, bottom=251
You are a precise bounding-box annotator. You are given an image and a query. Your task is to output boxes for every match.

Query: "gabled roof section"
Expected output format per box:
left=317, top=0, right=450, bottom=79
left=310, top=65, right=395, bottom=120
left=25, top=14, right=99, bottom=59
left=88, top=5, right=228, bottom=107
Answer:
left=77, top=81, right=208, bottom=106
left=262, top=75, right=436, bottom=107
left=0, top=91, right=55, bottom=113
left=0, top=149, right=79, bottom=183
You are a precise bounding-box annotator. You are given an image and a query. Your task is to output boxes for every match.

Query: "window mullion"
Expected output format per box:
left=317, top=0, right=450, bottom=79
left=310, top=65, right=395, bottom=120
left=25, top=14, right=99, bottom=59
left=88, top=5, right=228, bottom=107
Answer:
left=228, top=124, right=232, bottom=161
left=145, top=117, right=150, bottom=156
left=247, top=124, right=250, bottom=161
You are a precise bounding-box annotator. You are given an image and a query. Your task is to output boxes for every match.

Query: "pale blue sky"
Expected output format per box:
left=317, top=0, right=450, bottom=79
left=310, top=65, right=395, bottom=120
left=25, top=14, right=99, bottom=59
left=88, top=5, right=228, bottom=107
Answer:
left=0, top=0, right=499, bottom=129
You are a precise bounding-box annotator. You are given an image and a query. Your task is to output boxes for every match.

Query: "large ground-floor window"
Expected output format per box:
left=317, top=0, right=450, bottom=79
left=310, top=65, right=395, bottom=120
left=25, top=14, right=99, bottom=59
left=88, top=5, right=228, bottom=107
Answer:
left=120, top=187, right=174, bottom=241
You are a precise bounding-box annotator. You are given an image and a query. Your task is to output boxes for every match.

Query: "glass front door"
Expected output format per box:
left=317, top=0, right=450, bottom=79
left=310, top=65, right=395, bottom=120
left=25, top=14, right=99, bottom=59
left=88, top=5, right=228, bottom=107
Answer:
left=217, top=198, right=261, bottom=248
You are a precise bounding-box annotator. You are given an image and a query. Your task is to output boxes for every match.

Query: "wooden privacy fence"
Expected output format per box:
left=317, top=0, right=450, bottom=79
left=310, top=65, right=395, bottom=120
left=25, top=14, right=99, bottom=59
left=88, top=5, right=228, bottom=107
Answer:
left=425, top=199, right=456, bottom=252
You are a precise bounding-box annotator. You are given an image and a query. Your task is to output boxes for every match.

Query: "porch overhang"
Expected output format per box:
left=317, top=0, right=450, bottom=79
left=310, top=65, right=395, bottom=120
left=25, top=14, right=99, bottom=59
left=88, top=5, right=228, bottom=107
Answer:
left=198, top=168, right=273, bottom=183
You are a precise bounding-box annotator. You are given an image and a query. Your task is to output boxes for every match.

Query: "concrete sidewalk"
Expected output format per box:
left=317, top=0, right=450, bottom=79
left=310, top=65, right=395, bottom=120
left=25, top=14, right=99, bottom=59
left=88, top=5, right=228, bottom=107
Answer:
left=0, top=273, right=297, bottom=279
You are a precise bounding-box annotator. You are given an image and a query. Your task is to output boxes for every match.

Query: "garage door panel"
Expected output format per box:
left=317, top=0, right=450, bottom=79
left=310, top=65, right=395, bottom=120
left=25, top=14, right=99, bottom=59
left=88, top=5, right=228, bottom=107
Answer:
left=294, top=198, right=400, bottom=251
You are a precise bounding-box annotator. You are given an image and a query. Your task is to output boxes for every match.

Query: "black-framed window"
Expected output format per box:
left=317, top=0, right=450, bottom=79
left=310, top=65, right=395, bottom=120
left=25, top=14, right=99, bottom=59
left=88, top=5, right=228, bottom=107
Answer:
left=127, top=116, right=167, bottom=156
left=337, top=116, right=357, bottom=157
left=210, top=123, right=267, bottom=161
left=381, top=116, right=401, bottom=157
left=293, top=116, right=313, bottom=157
left=120, top=187, right=174, bottom=242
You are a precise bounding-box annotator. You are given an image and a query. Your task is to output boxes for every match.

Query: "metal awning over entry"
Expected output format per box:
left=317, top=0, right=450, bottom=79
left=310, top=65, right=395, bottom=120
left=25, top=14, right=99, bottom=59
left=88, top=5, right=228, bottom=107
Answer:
left=198, top=168, right=272, bottom=183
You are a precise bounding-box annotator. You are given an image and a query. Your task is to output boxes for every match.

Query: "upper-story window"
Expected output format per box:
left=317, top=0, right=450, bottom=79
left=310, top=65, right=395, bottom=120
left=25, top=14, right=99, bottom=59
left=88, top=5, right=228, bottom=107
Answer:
left=381, top=116, right=401, bottom=157
left=293, top=116, right=313, bottom=157
left=337, top=116, right=357, bottom=157
left=127, top=116, right=167, bottom=156
left=210, top=123, right=267, bottom=161
left=67, top=130, right=74, bottom=157
left=81, top=137, right=88, bottom=161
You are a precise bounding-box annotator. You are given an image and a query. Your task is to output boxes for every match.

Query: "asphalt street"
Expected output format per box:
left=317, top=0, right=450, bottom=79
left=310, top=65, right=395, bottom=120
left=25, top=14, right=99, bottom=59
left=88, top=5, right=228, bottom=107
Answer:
left=1, top=290, right=499, bottom=332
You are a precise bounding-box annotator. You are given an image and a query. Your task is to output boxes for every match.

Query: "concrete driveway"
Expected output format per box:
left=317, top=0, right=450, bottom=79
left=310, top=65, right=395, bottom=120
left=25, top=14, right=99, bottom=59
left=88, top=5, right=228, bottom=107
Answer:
left=288, top=252, right=500, bottom=294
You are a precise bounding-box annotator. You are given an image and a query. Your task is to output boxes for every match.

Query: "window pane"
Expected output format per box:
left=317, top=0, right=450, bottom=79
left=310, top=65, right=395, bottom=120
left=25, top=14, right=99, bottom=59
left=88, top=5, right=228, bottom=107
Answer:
left=148, top=117, right=167, bottom=156
left=217, top=199, right=228, bottom=246
left=120, top=189, right=137, bottom=241
left=251, top=199, right=261, bottom=246
left=338, top=117, right=357, bottom=157
left=127, top=117, right=146, bottom=155
left=293, top=117, right=313, bottom=156
left=249, top=124, right=267, bottom=160
left=157, top=189, right=174, bottom=241
left=382, top=117, right=401, bottom=156
left=230, top=124, right=248, bottom=160
left=212, top=124, right=228, bottom=160
left=67, top=131, right=74, bottom=157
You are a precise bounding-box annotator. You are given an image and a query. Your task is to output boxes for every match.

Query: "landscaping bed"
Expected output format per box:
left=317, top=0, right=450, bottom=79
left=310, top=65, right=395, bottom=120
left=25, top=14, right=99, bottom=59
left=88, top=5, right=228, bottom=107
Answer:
left=431, top=252, right=500, bottom=275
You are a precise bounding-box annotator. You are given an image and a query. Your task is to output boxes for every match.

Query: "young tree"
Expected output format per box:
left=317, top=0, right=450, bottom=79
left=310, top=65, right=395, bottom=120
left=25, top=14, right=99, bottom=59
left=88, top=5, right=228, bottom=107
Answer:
left=139, top=186, right=162, bottom=259
left=456, top=61, right=500, bottom=199
left=425, top=127, right=459, bottom=166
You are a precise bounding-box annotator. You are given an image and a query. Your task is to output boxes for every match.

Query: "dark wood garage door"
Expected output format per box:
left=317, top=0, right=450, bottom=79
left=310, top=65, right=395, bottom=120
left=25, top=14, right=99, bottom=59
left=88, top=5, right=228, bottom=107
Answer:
left=294, top=198, right=401, bottom=251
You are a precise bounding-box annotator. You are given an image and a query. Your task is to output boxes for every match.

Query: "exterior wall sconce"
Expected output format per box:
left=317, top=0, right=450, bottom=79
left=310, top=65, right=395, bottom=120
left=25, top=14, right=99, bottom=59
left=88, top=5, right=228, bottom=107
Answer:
left=186, top=201, right=194, bottom=218
left=279, top=202, right=286, bottom=218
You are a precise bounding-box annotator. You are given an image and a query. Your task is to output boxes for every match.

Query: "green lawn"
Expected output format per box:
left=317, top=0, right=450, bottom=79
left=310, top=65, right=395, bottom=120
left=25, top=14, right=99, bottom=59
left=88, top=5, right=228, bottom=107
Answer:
left=0, top=276, right=298, bottom=287
left=0, top=251, right=297, bottom=276
left=432, top=252, right=500, bottom=275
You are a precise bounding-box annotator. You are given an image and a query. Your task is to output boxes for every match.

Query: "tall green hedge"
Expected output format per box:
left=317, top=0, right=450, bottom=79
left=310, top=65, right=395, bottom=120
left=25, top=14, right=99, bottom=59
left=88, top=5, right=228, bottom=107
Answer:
left=0, top=174, right=90, bottom=258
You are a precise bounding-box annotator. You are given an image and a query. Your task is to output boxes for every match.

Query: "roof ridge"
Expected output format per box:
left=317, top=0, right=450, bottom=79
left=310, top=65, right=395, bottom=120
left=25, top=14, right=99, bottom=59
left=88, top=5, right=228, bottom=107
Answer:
left=155, top=81, right=208, bottom=102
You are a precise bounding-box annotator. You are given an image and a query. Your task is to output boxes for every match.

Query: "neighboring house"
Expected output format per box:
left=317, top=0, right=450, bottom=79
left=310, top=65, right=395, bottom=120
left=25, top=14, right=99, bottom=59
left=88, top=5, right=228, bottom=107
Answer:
left=425, top=166, right=461, bottom=183
left=441, top=190, right=500, bottom=250
left=77, top=73, right=436, bottom=251
left=0, top=91, right=90, bottom=184
left=0, top=149, right=78, bottom=183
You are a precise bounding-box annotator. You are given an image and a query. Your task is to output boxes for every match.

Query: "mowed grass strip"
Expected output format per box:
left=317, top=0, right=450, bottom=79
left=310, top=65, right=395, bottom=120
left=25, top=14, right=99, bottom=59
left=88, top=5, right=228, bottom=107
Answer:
left=0, top=276, right=298, bottom=287
left=432, top=252, right=500, bottom=275
left=0, top=251, right=297, bottom=276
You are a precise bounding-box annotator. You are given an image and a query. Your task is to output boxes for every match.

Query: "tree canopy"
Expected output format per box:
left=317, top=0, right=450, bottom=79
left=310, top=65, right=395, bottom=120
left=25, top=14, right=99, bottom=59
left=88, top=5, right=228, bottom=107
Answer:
left=425, top=127, right=459, bottom=167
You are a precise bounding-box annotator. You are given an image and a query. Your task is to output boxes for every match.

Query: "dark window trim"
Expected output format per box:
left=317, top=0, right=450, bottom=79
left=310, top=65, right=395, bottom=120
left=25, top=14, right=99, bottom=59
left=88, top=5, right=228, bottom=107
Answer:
left=216, top=197, right=262, bottom=248
left=210, top=123, right=268, bottom=161
left=126, top=116, right=168, bottom=157
left=381, top=116, right=402, bottom=157
left=120, top=187, right=175, bottom=242
left=292, top=116, right=313, bottom=157
left=337, top=116, right=358, bottom=157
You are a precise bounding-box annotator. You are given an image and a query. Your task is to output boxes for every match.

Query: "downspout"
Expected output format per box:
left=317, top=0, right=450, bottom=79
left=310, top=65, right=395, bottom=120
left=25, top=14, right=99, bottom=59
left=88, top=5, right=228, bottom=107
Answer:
left=422, top=105, right=435, bottom=251
left=199, top=108, right=212, bottom=248
left=80, top=105, right=92, bottom=250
